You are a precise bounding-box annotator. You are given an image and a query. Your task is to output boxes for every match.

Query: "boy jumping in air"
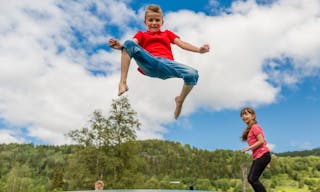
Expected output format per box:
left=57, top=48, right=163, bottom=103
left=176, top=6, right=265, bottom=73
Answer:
left=109, top=4, right=210, bottom=119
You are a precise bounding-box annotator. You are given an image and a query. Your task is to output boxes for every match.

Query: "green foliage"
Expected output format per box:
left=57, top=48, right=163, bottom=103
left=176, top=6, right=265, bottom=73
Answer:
left=195, top=178, right=211, bottom=190
left=50, top=167, right=64, bottom=190
left=0, top=142, right=320, bottom=191
left=67, top=96, right=140, bottom=148
left=67, top=110, right=111, bottom=147
left=276, top=147, right=320, bottom=157
left=108, top=96, right=141, bottom=145
left=0, top=96, right=320, bottom=191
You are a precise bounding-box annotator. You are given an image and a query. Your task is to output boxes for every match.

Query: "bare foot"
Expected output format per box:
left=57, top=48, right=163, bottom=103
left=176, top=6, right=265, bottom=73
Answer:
left=118, top=83, right=128, bottom=96
left=174, top=96, right=183, bottom=119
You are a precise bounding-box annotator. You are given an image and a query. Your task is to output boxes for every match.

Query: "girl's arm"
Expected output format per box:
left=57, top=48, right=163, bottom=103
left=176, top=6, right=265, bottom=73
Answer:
left=242, top=134, right=265, bottom=152
left=174, top=38, right=210, bottom=54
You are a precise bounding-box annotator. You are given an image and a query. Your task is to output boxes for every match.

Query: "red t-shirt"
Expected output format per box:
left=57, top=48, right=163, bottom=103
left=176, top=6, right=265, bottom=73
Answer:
left=133, top=30, right=179, bottom=60
left=247, top=124, right=270, bottom=160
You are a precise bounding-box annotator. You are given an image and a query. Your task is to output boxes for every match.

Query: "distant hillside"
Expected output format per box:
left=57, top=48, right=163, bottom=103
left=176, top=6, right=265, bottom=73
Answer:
left=276, top=147, right=320, bottom=157
left=1, top=142, right=320, bottom=191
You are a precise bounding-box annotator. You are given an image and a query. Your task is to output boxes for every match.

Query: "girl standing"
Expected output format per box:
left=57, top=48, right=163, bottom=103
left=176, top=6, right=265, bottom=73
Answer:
left=240, top=107, right=271, bottom=192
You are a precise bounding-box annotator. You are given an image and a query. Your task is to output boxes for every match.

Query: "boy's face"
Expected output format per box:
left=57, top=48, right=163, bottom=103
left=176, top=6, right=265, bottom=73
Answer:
left=144, top=12, right=163, bottom=32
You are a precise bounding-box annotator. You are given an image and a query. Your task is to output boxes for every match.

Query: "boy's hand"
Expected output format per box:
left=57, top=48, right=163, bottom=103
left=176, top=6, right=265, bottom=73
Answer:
left=109, top=38, right=123, bottom=50
left=199, top=44, right=210, bottom=54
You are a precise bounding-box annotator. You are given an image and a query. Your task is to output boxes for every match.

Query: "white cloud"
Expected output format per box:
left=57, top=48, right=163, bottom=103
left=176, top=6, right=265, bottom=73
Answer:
left=162, top=0, right=320, bottom=109
left=0, top=0, right=124, bottom=144
left=0, top=0, right=319, bottom=145
left=267, top=143, right=276, bottom=152
left=0, top=130, right=25, bottom=144
left=289, top=141, right=314, bottom=150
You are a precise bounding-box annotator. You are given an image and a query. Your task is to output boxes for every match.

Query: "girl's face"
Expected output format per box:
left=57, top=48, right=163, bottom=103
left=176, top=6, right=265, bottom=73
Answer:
left=144, top=12, right=163, bottom=32
left=241, top=110, right=255, bottom=124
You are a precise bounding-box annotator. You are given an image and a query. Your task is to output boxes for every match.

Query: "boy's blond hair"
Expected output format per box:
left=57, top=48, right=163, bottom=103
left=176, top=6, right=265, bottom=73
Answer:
left=145, top=4, right=163, bottom=19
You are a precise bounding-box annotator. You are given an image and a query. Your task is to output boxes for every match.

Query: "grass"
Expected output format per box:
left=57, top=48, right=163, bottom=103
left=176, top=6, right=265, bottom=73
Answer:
left=273, top=185, right=310, bottom=192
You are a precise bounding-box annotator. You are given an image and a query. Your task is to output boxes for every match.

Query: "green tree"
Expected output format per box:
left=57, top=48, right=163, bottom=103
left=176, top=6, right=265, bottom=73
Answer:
left=68, top=96, right=140, bottom=148
left=67, top=110, right=112, bottom=148
left=50, top=167, right=64, bottom=190
left=66, top=96, right=140, bottom=187
left=108, top=96, right=141, bottom=146
left=105, top=96, right=141, bottom=182
left=6, top=165, right=34, bottom=192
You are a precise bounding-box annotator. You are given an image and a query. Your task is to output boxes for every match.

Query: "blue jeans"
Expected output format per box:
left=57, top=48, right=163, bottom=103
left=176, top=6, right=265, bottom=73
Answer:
left=123, top=40, right=199, bottom=85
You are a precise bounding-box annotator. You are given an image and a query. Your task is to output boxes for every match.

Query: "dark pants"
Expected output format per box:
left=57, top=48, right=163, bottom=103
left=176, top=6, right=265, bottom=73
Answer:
left=248, top=152, right=271, bottom=192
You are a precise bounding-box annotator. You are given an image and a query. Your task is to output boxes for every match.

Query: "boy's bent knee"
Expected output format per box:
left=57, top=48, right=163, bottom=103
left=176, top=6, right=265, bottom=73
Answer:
left=123, top=40, right=142, bottom=58
left=123, top=40, right=136, bottom=48
left=184, top=69, right=199, bottom=85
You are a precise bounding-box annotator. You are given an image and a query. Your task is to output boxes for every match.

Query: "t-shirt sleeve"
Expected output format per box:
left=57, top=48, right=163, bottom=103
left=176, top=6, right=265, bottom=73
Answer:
left=133, top=31, right=143, bottom=44
left=251, top=124, right=263, bottom=136
left=165, top=30, right=179, bottom=43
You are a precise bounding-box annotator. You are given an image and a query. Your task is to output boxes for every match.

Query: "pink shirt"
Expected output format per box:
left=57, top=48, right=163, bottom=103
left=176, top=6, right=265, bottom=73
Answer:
left=133, top=30, right=179, bottom=60
left=247, top=124, right=270, bottom=160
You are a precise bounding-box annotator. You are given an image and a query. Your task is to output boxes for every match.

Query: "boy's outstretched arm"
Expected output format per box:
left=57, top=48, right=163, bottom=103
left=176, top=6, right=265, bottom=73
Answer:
left=174, top=38, right=210, bottom=54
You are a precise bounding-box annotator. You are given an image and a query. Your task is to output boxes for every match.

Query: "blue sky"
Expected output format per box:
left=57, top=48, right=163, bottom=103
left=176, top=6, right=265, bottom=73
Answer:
left=0, top=0, right=319, bottom=153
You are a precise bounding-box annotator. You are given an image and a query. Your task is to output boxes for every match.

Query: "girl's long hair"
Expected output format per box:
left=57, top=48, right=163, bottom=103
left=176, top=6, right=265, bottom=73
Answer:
left=240, top=107, right=257, bottom=141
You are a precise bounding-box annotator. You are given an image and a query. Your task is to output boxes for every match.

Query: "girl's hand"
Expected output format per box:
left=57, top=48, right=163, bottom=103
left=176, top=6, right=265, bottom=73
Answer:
left=242, top=147, right=250, bottom=153
left=109, top=38, right=123, bottom=50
